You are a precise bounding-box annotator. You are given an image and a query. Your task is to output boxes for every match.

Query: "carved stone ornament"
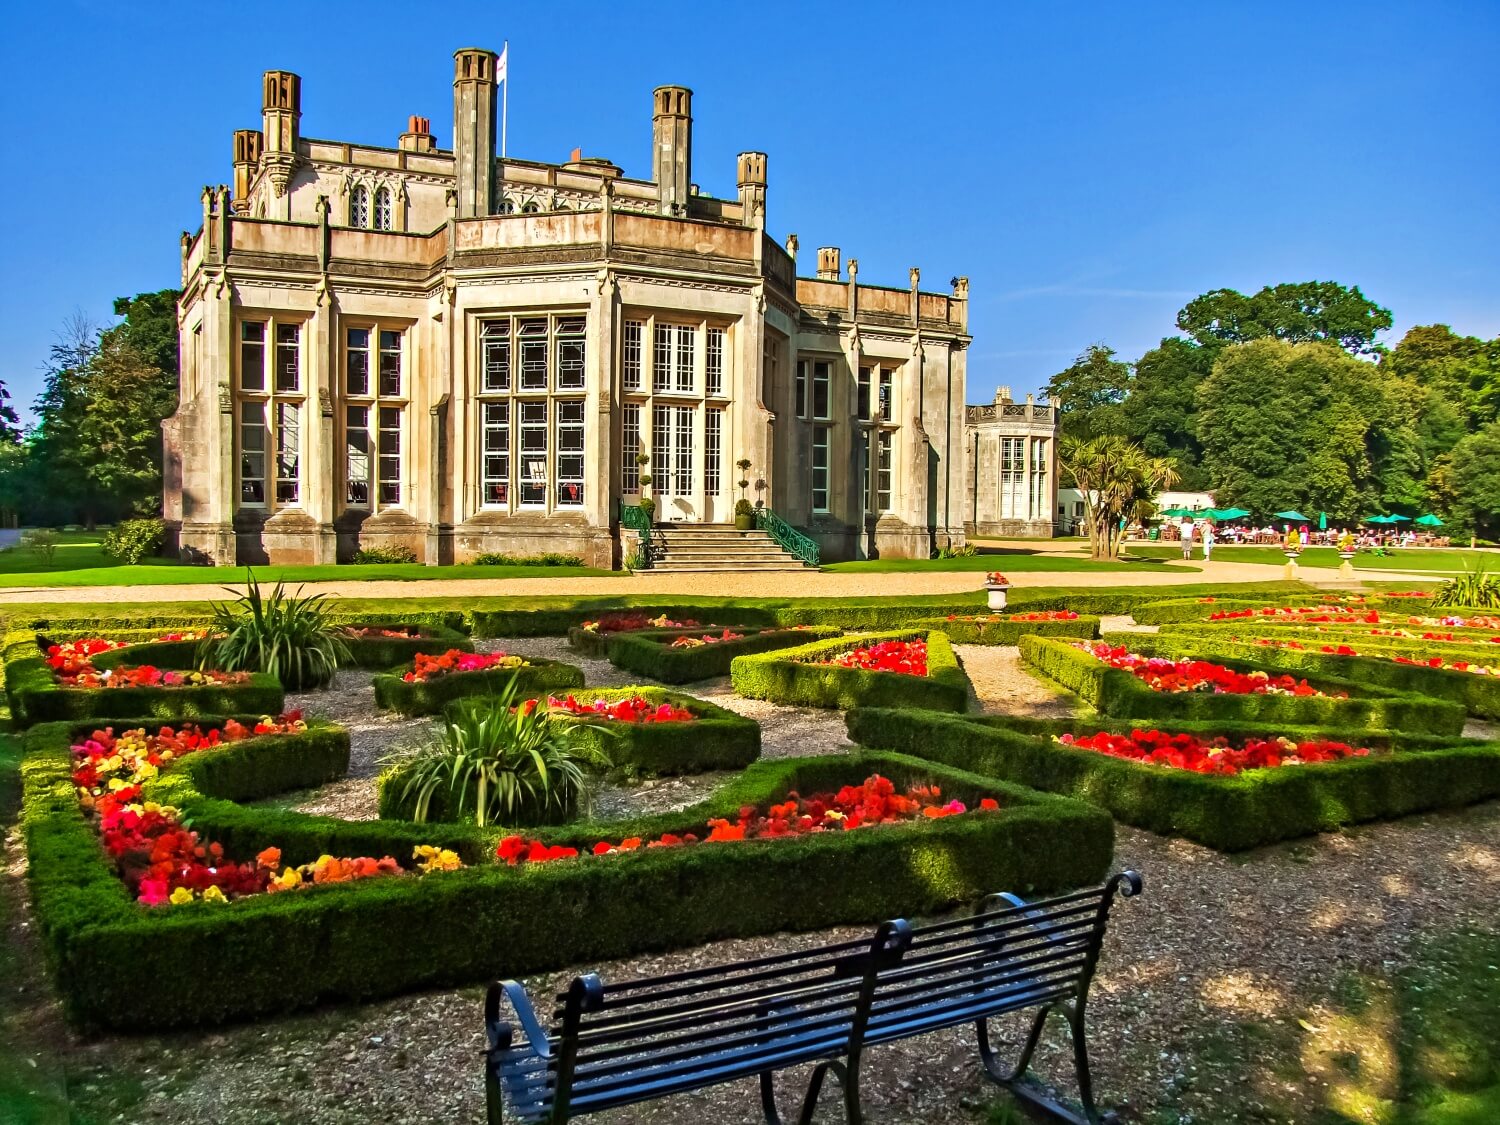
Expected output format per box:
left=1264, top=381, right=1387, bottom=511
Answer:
left=217, top=382, right=233, bottom=412
left=319, top=387, right=333, bottom=417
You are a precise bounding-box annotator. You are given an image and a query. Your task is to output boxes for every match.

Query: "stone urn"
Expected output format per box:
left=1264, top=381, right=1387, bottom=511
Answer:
left=1338, top=550, right=1357, bottom=577
left=984, top=573, right=1011, bottom=611
left=1282, top=549, right=1301, bottom=580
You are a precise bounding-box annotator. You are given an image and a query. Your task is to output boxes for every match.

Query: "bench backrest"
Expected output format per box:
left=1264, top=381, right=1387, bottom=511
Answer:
left=866, top=872, right=1141, bottom=1035
left=548, top=919, right=912, bottom=1116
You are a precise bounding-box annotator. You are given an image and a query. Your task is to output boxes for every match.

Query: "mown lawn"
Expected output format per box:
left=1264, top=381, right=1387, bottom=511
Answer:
left=825, top=550, right=1194, bottom=573
left=0, top=532, right=614, bottom=587
left=1128, top=544, right=1498, bottom=574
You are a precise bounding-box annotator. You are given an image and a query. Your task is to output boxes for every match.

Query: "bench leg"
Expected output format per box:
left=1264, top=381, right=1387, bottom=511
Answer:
left=759, top=1060, right=863, bottom=1125
left=976, top=1002, right=1116, bottom=1125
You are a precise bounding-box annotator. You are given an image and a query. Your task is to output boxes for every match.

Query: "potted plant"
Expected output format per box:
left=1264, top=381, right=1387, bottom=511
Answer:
left=736, top=459, right=752, bottom=501
left=734, top=498, right=755, bottom=531
left=984, top=571, right=1011, bottom=611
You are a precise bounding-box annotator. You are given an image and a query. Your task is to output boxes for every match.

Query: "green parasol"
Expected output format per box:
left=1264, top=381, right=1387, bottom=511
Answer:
left=1274, top=510, right=1310, bottom=521
left=1213, top=507, right=1251, bottom=520
left=1386, top=514, right=1411, bottom=522
left=1318, top=511, right=1327, bottom=531
left=1415, top=513, right=1445, bottom=527
left=1160, top=507, right=1196, bottom=518
left=1364, top=515, right=1392, bottom=524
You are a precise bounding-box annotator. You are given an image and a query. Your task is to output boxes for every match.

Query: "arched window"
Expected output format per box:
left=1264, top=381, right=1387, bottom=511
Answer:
left=521, top=201, right=540, bottom=214
left=373, top=187, right=392, bottom=231
left=349, top=185, right=369, bottom=228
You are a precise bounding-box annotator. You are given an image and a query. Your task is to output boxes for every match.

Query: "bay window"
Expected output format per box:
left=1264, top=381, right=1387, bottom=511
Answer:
left=343, top=323, right=407, bottom=510
left=236, top=317, right=303, bottom=512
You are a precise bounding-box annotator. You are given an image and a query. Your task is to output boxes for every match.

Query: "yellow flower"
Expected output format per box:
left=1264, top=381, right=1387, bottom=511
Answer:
left=169, top=886, right=194, bottom=905
left=413, top=845, right=463, bottom=873
left=202, top=885, right=227, bottom=903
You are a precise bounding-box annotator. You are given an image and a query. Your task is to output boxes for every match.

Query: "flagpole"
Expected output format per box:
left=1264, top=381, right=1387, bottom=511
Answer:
left=501, top=40, right=508, bottom=158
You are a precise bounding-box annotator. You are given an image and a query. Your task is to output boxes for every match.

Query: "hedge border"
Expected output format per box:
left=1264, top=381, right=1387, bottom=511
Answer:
left=1110, top=630, right=1500, bottom=720
left=370, top=656, right=585, bottom=716
left=911, top=614, right=1100, bottom=645
left=335, top=624, right=474, bottom=670
left=844, top=706, right=1500, bottom=851
left=21, top=718, right=1112, bottom=1030
left=604, top=626, right=844, bottom=684
left=5, top=634, right=285, bottom=730
left=730, top=630, right=969, bottom=712
left=1017, top=635, right=1466, bottom=734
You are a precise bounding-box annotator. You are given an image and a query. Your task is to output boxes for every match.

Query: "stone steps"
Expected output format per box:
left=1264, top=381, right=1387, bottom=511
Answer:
left=646, top=523, right=813, bottom=573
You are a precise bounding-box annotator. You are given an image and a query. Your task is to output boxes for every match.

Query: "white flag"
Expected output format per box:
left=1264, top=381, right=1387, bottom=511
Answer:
left=495, top=43, right=508, bottom=84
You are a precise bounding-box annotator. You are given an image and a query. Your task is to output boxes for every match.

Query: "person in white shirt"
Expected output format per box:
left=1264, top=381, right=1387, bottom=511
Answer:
left=1180, top=519, right=1195, bottom=560
left=1201, top=522, right=1216, bottom=561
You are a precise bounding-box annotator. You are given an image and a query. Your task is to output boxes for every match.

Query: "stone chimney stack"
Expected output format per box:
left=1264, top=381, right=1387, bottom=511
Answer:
left=231, top=129, right=263, bottom=214
left=399, top=115, right=436, bottom=153
left=452, top=48, right=498, bottom=218
left=736, top=151, right=767, bottom=229
left=651, top=86, right=693, bottom=215
left=995, top=386, right=1012, bottom=405
left=816, top=246, right=841, bottom=281
left=260, top=71, right=300, bottom=198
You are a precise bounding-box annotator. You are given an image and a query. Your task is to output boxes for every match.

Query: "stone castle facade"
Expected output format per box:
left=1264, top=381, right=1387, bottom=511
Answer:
left=963, top=387, right=1058, bottom=538
left=164, top=49, right=975, bottom=567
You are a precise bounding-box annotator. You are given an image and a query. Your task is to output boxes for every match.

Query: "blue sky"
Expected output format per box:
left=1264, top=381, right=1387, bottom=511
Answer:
left=2, top=1, right=1496, bottom=424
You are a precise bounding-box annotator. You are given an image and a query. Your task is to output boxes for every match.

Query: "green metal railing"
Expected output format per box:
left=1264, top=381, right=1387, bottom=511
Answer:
left=618, top=501, right=654, bottom=568
left=754, top=507, right=821, bottom=567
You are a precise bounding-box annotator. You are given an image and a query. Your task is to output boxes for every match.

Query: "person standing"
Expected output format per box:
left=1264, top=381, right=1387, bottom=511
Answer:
left=1201, top=521, right=1216, bottom=562
left=1180, top=518, right=1195, bottom=560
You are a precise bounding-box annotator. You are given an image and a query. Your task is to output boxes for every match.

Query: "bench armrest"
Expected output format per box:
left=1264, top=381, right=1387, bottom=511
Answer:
left=485, top=980, right=555, bottom=1061
left=982, top=891, right=1068, bottom=945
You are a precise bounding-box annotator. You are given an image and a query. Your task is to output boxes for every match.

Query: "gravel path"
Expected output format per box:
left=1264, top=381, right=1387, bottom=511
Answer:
left=14, top=632, right=1500, bottom=1125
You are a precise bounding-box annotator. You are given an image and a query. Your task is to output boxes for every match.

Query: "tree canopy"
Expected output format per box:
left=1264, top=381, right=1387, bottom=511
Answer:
left=1176, top=281, right=1393, bottom=356
left=1044, top=344, right=1131, bottom=440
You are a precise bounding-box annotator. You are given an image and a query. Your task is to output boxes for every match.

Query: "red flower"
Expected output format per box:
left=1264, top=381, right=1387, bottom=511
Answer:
left=1058, top=727, right=1373, bottom=776
left=816, top=640, right=928, bottom=677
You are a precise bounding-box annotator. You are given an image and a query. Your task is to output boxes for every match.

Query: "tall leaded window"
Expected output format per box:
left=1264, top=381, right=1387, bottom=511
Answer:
left=275, top=402, right=300, bottom=505
left=622, top=321, right=643, bottom=391
left=519, top=401, right=548, bottom=505
left=621, top=402, right=642, bottom=492
left=1029, top=437, right=1048, bottom=519
left=651, top=404, right=670, bottom=493
left=652, top=325, right=673, bottom=393
left=373, top=187, right=392, bottom=231
left=672, top=405, right=693, bottom=494
left=482, top=402, right=510, bottom=505
left=705, top=407, right=723, bottom=495
left=795, top=360, right=807, bottom=418
left=812, top=361, right=831, bottom=420
left=343, top=324, right=407, bottom=508
left=477, top=314, right=587, bottom=511
left=857, top=367, right=872, bottom=421
left=673, top=325, right=696, bottom=392
left=237, top=317, right=303, bottom=511
left=349, top=185, right=369, bottom=228
left=1000, top=436, right=1026, bottom=520
left=877, top=430, right=893, bottom=512
left=556, top=400, right=585, bottom=506
left=812, top=425, right=830, bottom=513
left=705, top=327, right=725, bottom=396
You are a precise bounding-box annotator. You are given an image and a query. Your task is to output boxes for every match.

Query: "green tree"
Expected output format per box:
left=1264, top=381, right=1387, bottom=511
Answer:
left=1045, top=344, right=1132, bottom=439
left=1177, top=281, right=1393, bottom=356
left=1195, top=339, right=1408, bottom=519
left=1058, top=433, right=1179, bottom=559
left=26, top=312, right=104, bottom=526
left=1381, top=324, right=1500, bottom=432
left=79, top=330, right=179, bottom=515
left=1118, top=336, right=1213, bottom=488
left=1445, top=422, right=1500, bottom=541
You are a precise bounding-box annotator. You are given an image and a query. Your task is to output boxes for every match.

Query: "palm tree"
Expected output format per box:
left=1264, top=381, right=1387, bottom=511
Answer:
left=1060, top=435, right=1180, bottom=559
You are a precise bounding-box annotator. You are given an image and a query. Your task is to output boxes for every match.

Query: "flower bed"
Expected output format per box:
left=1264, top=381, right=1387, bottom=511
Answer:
left=603, top=625, right=843, bottom=684
left=844, top=707, right=1500, bottom=851
left=20, top=724, right=1110, bottom=1030
left=1016, top=635, right=1464, bottom=734
left=5, top=632, right=284, bottom=730
left=335, top=623, right=473, bottom=669
left=1122, top=631, right=1500, bottom=721
left=913, top=611, right=1100, bottom=645
left=371, top=651, right=583, bottom=716
left=1082, top=642, right=1340, bottom=697
left=731, top=630, right=970, bottom=712
left=496, top=773, right=1001, bottom=862
left=1054, top=728, right=1374, bottom=775
left=566, top=613, right=715, bottom=658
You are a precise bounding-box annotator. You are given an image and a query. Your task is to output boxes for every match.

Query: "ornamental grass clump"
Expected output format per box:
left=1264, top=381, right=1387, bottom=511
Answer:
left=199, top=572, right=350, bottom=691
left=390, top=684, right=602, bottom=827
left=1435, top=568, right=1500, bottom=609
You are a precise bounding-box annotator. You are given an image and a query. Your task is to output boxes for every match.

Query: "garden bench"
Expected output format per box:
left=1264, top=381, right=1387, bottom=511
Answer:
left=484, top=870, right=1142, bottom=1124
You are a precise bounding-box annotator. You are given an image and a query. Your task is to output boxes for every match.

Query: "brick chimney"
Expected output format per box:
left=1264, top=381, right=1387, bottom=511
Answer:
left=400, top=115, right=436, bottom=153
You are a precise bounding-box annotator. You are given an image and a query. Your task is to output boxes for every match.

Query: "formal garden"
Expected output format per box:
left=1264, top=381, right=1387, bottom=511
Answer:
left=0, top=574, right=1498, bottom=1124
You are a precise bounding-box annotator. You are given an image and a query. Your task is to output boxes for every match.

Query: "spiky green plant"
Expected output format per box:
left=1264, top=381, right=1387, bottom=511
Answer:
left=389, top=684, right=603, bottom=827
left=199, top=570, right=349, bottom=690
left=1433, top=567, right=1500, bottom=609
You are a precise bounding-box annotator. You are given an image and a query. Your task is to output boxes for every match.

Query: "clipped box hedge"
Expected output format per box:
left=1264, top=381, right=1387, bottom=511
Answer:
left=1128, top=595, right=1352, bottom=626
left=731, top=629, right=969, bottom=712
left=1017, top=635, right=1465, bottom=735
left=21, top=716, right=1112, bottom=1030
left=1111, top=630, right=1500, bottom=720
left=5, top=637, right=284, bottom=730
left=844, top=706, right=1500, bottom=851
left=605, top=626, right=843, bottom=684
left=335, top=624, right=473, bottom=670
left=911, top=614, right=1100, bottom=645
left=371, top=655, right=584, bottom=716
